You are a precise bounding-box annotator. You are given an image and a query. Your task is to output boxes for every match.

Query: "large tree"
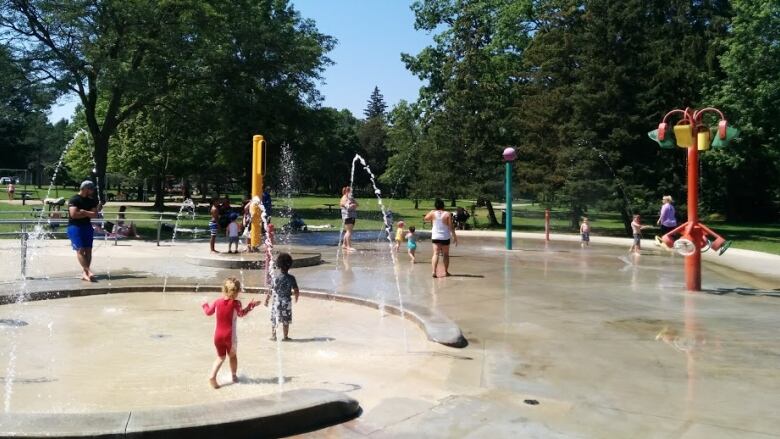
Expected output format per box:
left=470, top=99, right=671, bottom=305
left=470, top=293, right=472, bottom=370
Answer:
left=0, top=42, right=54, bottom=172
left=708, top=0, right=780, bottom=219
left=402, top=0, right=528, bottom=223
left=1, top=0, right=334, bottom=202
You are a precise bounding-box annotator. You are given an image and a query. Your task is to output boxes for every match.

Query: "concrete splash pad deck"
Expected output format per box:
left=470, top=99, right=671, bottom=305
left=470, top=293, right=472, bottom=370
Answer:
left=1, top=235, right=780, bottom=437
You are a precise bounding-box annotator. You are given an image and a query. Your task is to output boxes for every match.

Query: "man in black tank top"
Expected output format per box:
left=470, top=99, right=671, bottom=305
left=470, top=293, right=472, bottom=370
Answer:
left=67, top=181, right=99, bottom=281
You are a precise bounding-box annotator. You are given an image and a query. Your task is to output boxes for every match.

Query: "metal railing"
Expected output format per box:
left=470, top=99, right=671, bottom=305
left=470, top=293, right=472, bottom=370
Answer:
left=1, top=216, right=209, bottom=278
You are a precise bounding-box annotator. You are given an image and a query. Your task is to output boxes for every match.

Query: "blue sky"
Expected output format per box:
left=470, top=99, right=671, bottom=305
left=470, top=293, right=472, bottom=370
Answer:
left=48, top=0, right=433, bottom=122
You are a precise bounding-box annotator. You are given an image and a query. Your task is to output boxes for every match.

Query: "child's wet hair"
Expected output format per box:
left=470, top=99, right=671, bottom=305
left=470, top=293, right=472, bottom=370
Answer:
left=276, top=252, right=293, bottom=272
left=222, top=277, right=241, bottom=299
left=409, top=226, right=416, bottom=232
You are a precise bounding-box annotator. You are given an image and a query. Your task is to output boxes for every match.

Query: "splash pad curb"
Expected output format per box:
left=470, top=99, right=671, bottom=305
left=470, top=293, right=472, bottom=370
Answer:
left=0, top=389, right=359, bottom=439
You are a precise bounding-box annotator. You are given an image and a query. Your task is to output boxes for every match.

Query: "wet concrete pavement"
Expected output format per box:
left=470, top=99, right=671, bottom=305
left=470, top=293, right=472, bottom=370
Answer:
left=1, top=235, right=779, bottom=438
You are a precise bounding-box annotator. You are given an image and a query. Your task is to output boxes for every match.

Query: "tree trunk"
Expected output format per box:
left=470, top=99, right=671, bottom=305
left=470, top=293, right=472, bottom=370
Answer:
left=570, top=204, right=583, bottom=229
left=484, top=199, right=499, bottom=226
left=414, top=198, right=419, bottom=209
left=93, top=135, right=109, bottom=206
left=153, top=175, right=165, bottom=209
left=620, top=208, right=632, bottom=237
left=136, top=184, right=144, bottom=201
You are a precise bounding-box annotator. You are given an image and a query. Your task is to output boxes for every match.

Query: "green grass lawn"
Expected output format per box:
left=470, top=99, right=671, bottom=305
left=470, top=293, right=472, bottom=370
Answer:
left=2, top=191, right=778, bottom=255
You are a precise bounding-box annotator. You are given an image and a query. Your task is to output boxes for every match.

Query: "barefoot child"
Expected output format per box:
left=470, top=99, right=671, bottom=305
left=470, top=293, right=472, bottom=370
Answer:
left=226, top=214, right=241, bottom=254
left=630, top=214, right=651, bottom=254
left=393, top=220, right=405, bottom=252
left=580, top=216, right=590, bottom=248
left=202, top=278, right=258, bottom=388
left=265, top=252, right=300, bottom=341
left=406, top=226, right=418, bottom=262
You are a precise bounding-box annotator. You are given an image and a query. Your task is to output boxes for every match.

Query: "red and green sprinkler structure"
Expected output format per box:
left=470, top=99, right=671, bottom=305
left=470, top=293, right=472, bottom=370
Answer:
left=648, top=107, right=739, bottom=291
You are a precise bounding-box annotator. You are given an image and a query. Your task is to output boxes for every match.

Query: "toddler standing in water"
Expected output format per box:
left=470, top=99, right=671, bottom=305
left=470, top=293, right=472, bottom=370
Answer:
left=226, top=214, right=241, bottom=254
left=405, top=226, right=418, bottom=262
left=393, top=220, right=406, bottom=252
left=580, top=217, right=590, bottom=248
left=630, top=214, right=651, bottom=254
left=265, top=253, right=300, bottom=341
left=202, top=278, right=258, bottom=389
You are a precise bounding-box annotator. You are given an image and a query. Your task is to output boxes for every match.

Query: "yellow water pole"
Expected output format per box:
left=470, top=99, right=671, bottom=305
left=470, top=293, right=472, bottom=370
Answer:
left=250, top=135, right=265, bottom=249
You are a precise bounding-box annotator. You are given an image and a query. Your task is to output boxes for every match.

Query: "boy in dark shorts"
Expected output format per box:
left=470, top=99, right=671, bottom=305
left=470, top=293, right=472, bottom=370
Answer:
left=67, top=181, right=99, bottom=281
left=264, top=253, right=300, bottom=341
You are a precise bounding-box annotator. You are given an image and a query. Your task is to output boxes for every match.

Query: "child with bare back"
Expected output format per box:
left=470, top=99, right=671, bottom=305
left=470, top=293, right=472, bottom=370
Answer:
left=630, top=214, right=651, bottom=254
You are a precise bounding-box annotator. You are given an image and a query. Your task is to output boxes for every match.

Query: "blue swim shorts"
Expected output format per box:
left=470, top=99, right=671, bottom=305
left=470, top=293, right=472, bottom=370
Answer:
left=67, top=224, right=94, bottom=250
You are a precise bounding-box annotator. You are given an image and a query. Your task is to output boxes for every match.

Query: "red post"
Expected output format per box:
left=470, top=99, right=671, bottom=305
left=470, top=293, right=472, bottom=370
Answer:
left=544, top=209, right=550, bottom=241
left=685, top=129, right=702, bottom=291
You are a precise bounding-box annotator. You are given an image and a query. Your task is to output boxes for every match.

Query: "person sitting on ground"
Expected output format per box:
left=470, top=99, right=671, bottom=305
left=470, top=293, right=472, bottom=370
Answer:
left=287, top=212, right=307, bottom=232
left=264, top=252, right=300, bottom=341
left=115, top=205, right=141, bottom=238
left=454, top=207, right=470, bottom=230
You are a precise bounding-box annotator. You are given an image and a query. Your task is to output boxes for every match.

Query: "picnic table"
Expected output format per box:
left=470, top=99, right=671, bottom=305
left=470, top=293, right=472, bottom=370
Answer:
left=19, top=192, right=34, bottom=205
left=323, top=203, right=338, bottom=214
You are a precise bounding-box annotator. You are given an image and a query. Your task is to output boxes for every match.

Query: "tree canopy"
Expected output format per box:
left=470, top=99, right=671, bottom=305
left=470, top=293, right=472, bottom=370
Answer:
left=2, top=0, right=778, bottom=222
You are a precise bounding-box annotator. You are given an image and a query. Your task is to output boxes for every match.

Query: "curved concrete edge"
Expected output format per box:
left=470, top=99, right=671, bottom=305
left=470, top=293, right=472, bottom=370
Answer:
left=299, top=289, right=468, bottom=348
left=0, top=285, right=468, bottom=348
left=0, top=389, right=360, bottom=439
left=185, top=252, right=322, bottom=270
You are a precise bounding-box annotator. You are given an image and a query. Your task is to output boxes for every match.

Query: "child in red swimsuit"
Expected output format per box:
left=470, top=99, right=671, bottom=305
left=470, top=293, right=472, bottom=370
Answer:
left=202, top=277, right=258, bottom=389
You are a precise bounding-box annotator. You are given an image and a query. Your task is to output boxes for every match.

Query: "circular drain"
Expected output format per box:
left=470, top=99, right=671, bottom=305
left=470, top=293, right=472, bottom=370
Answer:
left=0, top=319, right=28, bottom=327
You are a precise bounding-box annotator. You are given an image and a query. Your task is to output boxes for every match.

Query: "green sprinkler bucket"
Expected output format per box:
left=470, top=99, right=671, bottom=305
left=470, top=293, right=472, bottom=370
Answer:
left=648, top=122, right=675, bottom=149
left=710, top=125, right=740, bottom=149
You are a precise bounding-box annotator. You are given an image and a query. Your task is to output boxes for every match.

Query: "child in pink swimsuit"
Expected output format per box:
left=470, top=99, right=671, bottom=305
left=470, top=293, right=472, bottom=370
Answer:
left=202, top=277, right=258, bottom=389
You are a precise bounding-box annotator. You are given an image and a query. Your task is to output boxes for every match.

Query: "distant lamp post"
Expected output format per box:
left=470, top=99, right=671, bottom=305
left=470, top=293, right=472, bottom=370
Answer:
left=648, top=107, right=738, bottom=291
left=502, top=147, right=517, bottom=250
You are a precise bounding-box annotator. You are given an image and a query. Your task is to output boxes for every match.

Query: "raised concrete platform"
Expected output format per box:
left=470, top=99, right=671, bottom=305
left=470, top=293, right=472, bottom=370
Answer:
left=0, top=389, right=359, bottom=439
left=185, top=251, right=322, bottom=270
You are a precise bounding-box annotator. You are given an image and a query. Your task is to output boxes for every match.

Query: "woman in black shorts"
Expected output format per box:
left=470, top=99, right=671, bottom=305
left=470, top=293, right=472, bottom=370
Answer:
left=424, top=198, right=458, bottom=277
left=340, top=186, right=358, bottom=252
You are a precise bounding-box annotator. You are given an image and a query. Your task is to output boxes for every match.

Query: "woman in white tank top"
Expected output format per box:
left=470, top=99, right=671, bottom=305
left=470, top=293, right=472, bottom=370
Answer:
left=424, top=198, right=458, bottom=278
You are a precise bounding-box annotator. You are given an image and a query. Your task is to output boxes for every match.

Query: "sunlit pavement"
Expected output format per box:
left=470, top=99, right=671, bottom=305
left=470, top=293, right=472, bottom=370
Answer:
left=1, top=234, right=779, bottom=438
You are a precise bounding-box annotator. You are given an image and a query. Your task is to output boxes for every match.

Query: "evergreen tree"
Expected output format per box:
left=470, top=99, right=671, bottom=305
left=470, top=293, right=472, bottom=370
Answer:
left=364, top=86, right=388, bottom=119
left=358, top=87, right=390, bottom=177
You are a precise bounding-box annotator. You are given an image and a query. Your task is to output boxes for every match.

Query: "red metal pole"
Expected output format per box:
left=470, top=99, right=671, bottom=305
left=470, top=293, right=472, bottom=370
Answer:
left=544, top=209, right=550, bottom=241
left=685, top=128, right=702, bottom=291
